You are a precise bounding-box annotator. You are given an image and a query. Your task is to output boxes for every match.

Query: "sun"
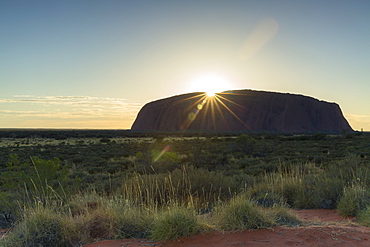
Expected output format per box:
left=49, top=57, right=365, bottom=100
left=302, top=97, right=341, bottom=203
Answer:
left=206, top=91, right=216, bottom=97
left=189, top=74, right=231, bottom=97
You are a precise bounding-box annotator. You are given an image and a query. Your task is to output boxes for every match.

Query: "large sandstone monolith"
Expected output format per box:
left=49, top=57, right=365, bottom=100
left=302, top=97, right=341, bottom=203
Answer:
left=131, top=90, right=353, bottom=132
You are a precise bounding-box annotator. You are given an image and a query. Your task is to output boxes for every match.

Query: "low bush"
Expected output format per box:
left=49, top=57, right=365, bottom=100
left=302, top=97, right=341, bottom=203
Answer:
left=150, top=206, right=200, bottom=241
left=121, top=166, right=236, bottom=209
left=111, top=197, right=154, bottom=239
left=257, top=172, right=305, bottom=208
left=115, top=208, right=153, bottom=239
left=337, top=183, right=370, bottom=217
left=247, top=186, right=287, bottom=208
left=75, top=207, right=117, bottom=242
left=268, top=206, right=301, bottom=226
left=2, top=207, right=70, bottom=247
left=309, top=175, right=343, bottom=209
left=214, top=196, right=274, bottom=230
left=67, top=192, right=152, bottom=243
left=357, top=206, right=370, bottom=227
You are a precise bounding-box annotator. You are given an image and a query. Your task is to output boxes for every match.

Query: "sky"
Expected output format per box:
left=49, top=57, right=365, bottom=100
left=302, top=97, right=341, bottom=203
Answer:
left=1, top=0, right=370, bottom=130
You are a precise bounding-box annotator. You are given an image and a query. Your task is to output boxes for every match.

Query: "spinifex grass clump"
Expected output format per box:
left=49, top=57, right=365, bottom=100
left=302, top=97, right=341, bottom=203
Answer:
left=358, top=206, right=370, bottom=227
left=106, top=195, right=154, bottom=239
left=302, top=175, right=344, bottom=209
left=121, top=165, right=236, bottom=210
left=214, top=196, right=274, bottom=230
left=267, top=206, right=301, bottom=226
left=248, top=162, right=355, bottom=210
left=337, top=183, right=370, bottom=217
left=150, top=206, right=200, bottom=241
left=249, top=167, right=306, bottom=208
left=73, top=205, right=117, bottom=243
left=2, top=191, right=157, bottom=246
left=66, top=192, right=154, bottom=242
left=251, top=191, right=287, bottom=208
left=1, top=207, right=70, bottom=247
left=115, top=206, right=153, bottom=239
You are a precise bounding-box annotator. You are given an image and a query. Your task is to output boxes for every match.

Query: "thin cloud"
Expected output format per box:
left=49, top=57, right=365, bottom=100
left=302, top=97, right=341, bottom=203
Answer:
left=0, top=95, right=142, bottom=128
left=2, top=95, right=139, bottom=109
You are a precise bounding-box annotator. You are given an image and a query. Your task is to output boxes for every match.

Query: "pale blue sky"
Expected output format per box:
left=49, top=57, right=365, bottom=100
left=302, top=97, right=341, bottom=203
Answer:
left=1, top=0, right=370, bottom=129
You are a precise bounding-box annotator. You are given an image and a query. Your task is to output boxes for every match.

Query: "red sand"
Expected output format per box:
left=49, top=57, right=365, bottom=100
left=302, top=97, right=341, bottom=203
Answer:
left=84, top=209, right=370, bottom=247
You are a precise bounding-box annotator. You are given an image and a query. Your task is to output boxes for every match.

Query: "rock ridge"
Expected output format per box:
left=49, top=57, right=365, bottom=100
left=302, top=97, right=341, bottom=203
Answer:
left=131, top=89, right=353, bottom=132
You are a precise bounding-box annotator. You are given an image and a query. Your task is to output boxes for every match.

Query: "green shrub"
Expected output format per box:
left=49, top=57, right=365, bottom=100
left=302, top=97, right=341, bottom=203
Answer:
left=335, top=154, right=365, bottom=182
left=357, top=206, right=370, bottom=227
left=115, top=208, right=153, bottom=239
left=0, top=155, right=74, bottom=214
left=248, top=189, right=287, bottom=208
left=337, top=184, right=370, bottom=217
left=99, top=138, right=111, bottom=143
left=215, top=196, right=274, bottom=230
left=122, top=166, right=236, bottom=209
left=150, top=206, right=200, bottom=241
left=268, top=206, right=301, bottom=226
left=258, top=172, right=305, bottom=208
left=74, top=206, right=117, bottom=243
left=0, top=191, right=23, bottom=217
left=110, top=197, right=154, bottom=239
left=235, top=134, right=256, bottom=154
left=2, top=208, right=70, bottom=247
left=66, top=192, right=104, bottom=216
left=309, top=175, right=343, bottom=209
left=0, top=155, right=69, bottom=191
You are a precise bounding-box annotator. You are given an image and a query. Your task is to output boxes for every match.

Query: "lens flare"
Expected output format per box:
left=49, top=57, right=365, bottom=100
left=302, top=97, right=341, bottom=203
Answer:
left=240, top=18, right=279, bottom=60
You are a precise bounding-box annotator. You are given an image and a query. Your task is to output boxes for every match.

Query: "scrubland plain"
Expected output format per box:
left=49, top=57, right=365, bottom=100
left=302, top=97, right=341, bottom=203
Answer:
left=0, top=130, right=370, bottom=246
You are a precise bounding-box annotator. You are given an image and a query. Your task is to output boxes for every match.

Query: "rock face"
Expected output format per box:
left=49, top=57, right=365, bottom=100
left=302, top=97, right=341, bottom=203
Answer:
left=131, top=90, right=353, bottom=132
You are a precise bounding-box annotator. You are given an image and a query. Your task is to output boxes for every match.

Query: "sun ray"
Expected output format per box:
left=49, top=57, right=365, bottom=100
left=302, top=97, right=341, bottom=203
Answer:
left=205, top=95, right=219, bottom=131
left=214, top=95, right=250, bottom=130
left=135, top=90, right=253, bottom=159
left=180, top=93, right=208, bottom=130
left=216, top=94, right=247, bottom=110
left=176, top=93, right=206, bottom=104
left=174, top=89, right=252, bottom=132
left=146, top=90, right=251, bottom=163
left=212, top=96, right=228, bottom=130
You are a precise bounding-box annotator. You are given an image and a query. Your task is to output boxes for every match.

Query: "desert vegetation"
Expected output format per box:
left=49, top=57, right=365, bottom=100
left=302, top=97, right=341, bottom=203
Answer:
left=1, top=129, right=370, bottom=246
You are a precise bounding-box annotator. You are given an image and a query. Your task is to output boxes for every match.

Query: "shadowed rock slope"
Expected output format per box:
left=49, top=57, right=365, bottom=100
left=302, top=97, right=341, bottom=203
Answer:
left=131, top=90, right=353, bottom=132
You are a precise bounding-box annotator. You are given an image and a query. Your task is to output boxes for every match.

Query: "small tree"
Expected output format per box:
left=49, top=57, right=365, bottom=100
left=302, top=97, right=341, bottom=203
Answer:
left=235, top=134, right=256, bottom=154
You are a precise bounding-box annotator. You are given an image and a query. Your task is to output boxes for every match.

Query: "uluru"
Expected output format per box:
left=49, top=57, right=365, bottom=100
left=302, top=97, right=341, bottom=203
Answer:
left=131, top=89, right=353, bottom=132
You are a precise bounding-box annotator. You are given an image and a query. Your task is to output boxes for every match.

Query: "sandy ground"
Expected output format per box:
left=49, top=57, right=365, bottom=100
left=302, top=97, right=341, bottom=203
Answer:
left=83, top=209, right=370, bottom=247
